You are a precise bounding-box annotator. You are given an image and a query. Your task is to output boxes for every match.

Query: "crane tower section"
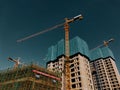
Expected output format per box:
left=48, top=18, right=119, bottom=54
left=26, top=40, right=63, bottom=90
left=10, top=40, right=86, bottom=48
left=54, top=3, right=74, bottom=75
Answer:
left=64, top=14, right=83, bottom=90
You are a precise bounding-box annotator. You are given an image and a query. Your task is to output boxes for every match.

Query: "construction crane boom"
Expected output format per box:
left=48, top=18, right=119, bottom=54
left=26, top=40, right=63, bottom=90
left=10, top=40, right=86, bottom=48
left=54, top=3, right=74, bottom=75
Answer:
left=17, top=14, right=83, bottom=90
left=90, top=38, right=114, bottom=51
left=103, top=38, right=114, bottom=46
left=8, top=57, right=21, bottom=68
left=17, top=14, right=83, bottom=43
left=17, top=23, right=64, bottom=42
left=8, top=57, right=17, bottom=63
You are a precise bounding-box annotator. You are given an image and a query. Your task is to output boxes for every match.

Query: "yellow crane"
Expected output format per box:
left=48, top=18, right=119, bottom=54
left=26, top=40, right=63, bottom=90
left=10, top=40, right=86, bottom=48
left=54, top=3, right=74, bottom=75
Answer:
left=8, top=57, right=21, bottom=68
left=17, top=14, right=83, bottom=90
left=90, top=38, right=114, bottom=51
left=64, top=15, right=83, bottom=90
left=103, top=38, right=114, bottom=46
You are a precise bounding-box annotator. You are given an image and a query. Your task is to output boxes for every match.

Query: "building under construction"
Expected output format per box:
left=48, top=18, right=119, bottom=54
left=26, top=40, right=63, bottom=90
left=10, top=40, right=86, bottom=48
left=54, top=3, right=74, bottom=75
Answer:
left=0, top=63, right=61, bottom=90
left=46, top=36, right=120, bottom=90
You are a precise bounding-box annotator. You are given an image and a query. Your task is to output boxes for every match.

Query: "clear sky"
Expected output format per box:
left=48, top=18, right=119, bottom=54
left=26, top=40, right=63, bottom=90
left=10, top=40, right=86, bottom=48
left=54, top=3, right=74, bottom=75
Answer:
left=0, top=0, right=120, bottom=72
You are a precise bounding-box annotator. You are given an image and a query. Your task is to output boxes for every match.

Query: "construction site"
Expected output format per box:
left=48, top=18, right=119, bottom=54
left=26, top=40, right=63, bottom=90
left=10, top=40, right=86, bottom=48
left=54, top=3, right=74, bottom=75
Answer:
left=0, top=14, right=120, bottom=90
left=0, top=63, right=61, bottom=90
left=0, top=14, right=84, bottom=90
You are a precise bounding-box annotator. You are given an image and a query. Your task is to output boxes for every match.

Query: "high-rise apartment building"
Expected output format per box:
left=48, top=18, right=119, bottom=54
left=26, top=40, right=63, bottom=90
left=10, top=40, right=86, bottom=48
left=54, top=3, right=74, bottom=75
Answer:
left=47, top=53, right=94, bottom=90
left=90, top=46, right=120, bottom=90
left=90, top=57, right=120, bottom=90
left=46, top=36, right=93, bottom=90
left=46, top=36, right=120, bottom=90
left=47, top=55, right=66, bottom=90
left=69, top=53, right=94, bottom=90
left=90, top=47, right=120, bottom=90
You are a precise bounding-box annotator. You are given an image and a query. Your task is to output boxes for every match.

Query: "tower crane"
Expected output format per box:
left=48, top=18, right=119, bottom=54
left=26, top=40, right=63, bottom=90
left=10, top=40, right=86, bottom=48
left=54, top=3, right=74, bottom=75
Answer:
left=8, top=57, right=21, bottom=68
left=103, top=38, right=114, bottom=46
left=17, top=14, right=83, bottom=90
left=90, top=38, right=114, bottom=51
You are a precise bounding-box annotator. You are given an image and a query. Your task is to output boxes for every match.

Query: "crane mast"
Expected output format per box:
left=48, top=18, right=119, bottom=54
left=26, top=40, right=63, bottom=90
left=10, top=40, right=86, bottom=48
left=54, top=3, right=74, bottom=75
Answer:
left=64, top=18, right=70, bottom=90
left=64, top=15, right=83, bottom=90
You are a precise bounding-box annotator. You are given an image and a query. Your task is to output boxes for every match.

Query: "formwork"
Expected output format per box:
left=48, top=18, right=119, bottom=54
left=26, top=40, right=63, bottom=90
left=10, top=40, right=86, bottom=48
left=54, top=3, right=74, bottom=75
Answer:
left=0, top=64, right=61, bottom=90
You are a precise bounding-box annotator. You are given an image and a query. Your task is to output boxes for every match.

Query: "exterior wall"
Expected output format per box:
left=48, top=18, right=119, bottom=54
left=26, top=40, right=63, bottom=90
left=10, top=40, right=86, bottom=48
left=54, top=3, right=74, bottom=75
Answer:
left=90, top=62, right=101, bottom=89
left=90, top=57, right=120, bottom=90
left=47, top=55, right=65, bottom=90
left=70, top=54, right=94, bottom=90
left=47, top=53, right=94, bottom=90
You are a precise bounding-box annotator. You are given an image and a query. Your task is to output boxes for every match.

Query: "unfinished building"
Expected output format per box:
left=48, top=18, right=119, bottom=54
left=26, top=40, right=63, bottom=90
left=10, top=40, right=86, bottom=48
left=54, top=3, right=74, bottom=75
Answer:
left=90, top=47, right=120, bottom=90
left=46, top=36, right=120, bottom=90
left=0, top=64, right=61, bottom=90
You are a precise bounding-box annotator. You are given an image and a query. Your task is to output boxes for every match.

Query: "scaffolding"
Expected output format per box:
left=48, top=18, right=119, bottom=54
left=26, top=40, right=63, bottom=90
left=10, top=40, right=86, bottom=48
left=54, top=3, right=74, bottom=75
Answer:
left=0, top=63, right=61, bottom=90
